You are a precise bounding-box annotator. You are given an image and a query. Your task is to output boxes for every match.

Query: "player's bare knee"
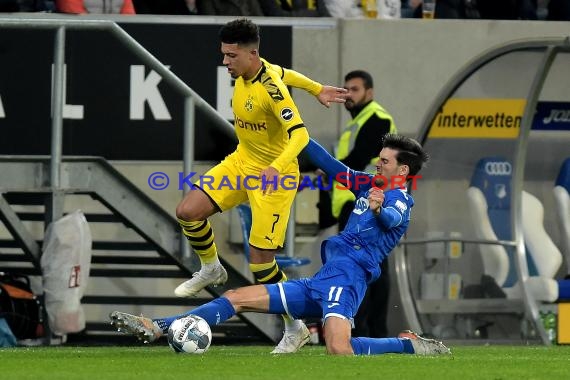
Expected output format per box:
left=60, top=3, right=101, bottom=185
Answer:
left=175, top=201, right=195, bottom=221
left=323, top=317, right=353, bottom=355
left=222, top=290, right=243, bottom=312
left=176, top=189, right=217, bottom=221
left=176, top=200, right=211, bottom=221
left=325, top=341, right=353, bottom=355
left=325, top=333, right=353, bottom=355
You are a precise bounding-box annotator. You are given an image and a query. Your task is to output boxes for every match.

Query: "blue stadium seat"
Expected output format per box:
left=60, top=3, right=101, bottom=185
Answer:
left=236, top=204, right=310, bottom=269
left=468, top=157, right=518, bottom=288
left=467, top=157, right=561, bottom=301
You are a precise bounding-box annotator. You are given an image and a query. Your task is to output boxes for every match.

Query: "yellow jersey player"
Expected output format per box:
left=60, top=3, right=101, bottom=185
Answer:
left=174, top=18, right=347, bottom=353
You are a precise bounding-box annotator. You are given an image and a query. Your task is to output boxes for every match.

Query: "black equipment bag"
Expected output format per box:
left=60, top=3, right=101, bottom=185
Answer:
left=0, top=272, right=44, bottom=339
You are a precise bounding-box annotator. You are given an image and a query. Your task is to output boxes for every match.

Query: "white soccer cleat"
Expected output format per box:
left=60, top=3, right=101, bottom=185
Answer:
left=174, top=264, right=228, bottom=298
left=271, top=323, right=310, bottom=354
left=398, top=330, right=451, bottom=356
left=109, top=311, right=161, bottom=344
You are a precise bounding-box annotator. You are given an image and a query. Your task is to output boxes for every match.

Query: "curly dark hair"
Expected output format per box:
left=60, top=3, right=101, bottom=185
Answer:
left=382, top=134, right=429, bottom=176
left=344, top=70, right=374, bottom=89
left=219, top=18, right=260, bottom=46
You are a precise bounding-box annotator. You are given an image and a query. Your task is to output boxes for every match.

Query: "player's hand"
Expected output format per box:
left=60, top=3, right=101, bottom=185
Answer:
left=317, top=85, right=348, bottom=108
left=260, top=166, right=280, bottom=196
left=368, top=188, right=384, bottom=215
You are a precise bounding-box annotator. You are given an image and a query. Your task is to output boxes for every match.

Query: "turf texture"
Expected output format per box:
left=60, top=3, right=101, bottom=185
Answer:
left=2, top=345, right=569, bottom=380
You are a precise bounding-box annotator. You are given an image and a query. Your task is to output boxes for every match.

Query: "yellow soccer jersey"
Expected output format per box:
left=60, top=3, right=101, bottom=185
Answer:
left=233, top=62, right=305, bottom=174
left=261, top=58, right=323, bottom=97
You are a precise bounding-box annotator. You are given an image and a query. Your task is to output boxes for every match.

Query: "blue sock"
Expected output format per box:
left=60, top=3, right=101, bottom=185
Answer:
left=350, top=337, right=413, bottom=355
left=558, top=280, right=570, bottom=300
left=153, top=297, right=236, bottom=333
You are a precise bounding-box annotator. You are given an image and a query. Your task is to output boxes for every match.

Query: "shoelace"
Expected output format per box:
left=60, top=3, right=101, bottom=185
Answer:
left=276, top=332, right=298, bottom=349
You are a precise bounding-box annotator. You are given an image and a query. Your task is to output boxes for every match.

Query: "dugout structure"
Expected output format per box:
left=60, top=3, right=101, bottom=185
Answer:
left=396, top=37, right=570, bottom=345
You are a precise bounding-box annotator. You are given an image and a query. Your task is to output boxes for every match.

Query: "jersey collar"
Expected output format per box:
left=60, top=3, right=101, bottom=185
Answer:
left=250, top=62, right=267, bottom=84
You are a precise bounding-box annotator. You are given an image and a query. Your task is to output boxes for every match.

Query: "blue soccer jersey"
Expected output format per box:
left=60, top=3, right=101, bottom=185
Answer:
left=326, top=186, right=413, bottom=284
left=265, top=139, right=414, bottom=321
left=308, top=138, right=413, bottom=283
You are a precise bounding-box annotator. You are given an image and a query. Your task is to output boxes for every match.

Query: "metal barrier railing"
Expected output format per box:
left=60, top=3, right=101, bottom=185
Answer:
left=0, top=16, right=304, bottom=262
left=396, top=237, right=519, bottom=335
left=0, top=17, right=237, bottom=259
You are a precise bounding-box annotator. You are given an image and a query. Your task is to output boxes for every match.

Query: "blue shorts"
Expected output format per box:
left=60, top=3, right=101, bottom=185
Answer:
left=266, top=258, right=368, bottom=322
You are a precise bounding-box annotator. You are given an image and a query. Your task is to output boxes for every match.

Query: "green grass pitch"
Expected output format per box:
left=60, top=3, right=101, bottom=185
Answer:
left=2, top=345, right=570, bottom=380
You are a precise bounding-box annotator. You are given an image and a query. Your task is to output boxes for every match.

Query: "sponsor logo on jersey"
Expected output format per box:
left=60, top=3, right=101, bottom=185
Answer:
left=244, top=95, right=254, bottom=112
left=280, top=107, right=294, bottom=121
left=234, top=115, right=267, bottom=131
left=353, top=197, right=369, bottom=215
left=264, top=81, right=285, bottom=102
left=484, top=161, right=512, bottom=176
left=395, top=200, right=407, bottom=213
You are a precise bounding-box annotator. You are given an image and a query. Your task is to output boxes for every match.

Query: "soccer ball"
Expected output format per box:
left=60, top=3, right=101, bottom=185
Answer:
left=167, top=315, right=212, bottom=354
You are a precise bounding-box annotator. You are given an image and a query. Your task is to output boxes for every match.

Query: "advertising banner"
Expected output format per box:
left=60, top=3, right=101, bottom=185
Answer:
left=428, top=99, right=570, bottom=139
left=0, top=23, right=292, bottom=160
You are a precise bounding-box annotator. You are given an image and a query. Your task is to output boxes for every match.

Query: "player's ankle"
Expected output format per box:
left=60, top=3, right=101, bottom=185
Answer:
left=284, top=318, right=304, bottom=332
left=202, top=257, right=222, bottom=270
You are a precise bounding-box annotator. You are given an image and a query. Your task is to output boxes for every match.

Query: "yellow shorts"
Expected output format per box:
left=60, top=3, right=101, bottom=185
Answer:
left=197, top=152, right=298, bottom=250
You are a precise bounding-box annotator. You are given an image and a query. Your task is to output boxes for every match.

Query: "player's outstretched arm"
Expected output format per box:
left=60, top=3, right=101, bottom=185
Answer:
left=264, top=59, right=347, bottom=107
left=283, top=70, right=348, bottom=108
left=304, top=139, right=376, bottom=194
left=303, top=138, right=350, bottom=179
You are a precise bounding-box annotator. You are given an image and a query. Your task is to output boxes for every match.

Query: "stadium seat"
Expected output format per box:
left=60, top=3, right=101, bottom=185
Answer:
left=236, top=204, right=310, bottom=269
left=467, top=157, right=561, bottom=302
left=553, top=158, right=570, bottom=277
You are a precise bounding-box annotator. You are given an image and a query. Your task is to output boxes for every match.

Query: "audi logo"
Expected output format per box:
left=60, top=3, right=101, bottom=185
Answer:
left=484, top=162, right=512, bottom=176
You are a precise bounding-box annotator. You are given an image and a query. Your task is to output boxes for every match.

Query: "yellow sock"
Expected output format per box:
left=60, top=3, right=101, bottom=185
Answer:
left=178, top=219, right=218, bottom=264
left=249, top=260, right=302, bottom=331
left=249, top=259, right=287, bottom=284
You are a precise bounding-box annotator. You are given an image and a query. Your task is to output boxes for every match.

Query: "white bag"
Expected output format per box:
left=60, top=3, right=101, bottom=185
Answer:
left=41, top=210, right=92, bottom=335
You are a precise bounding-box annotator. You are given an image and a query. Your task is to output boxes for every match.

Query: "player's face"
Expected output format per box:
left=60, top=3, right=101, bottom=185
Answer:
left=221, top=42, right=257, bottom=79
left=344, top=77, right=373, bottom=111
left=376, top=148, right=408, bottom=183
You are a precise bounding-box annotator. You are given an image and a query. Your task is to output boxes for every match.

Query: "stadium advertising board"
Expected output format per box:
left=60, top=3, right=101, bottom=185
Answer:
left=428, top=99, right=525, bottom=139
left=532, top=101, right=570, bottom=131
left=0, top=23, right=292, bottom=161
left=428, top=99, right=570, bottom=138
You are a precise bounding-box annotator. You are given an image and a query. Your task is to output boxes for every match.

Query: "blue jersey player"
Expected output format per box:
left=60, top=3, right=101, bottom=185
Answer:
left=110, top=135, right=449, bottom=356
